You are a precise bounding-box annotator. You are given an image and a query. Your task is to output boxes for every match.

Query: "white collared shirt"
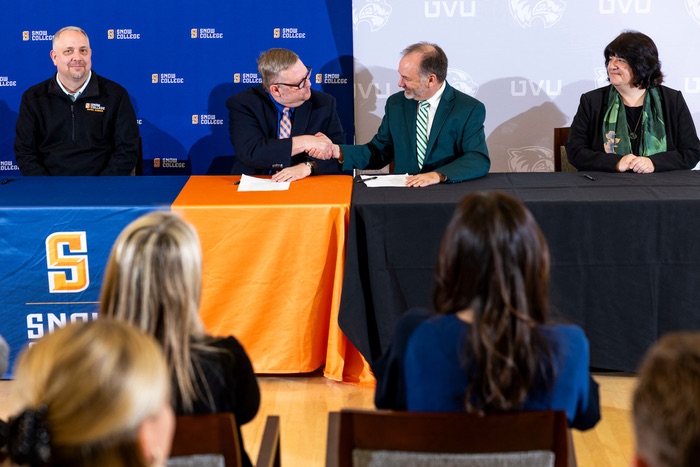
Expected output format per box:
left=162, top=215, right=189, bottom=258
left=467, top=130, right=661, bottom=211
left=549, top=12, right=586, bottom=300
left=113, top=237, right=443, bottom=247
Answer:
left=421, top=80, right=446, bottom=140
left=56, top=71, right=92, bottom=102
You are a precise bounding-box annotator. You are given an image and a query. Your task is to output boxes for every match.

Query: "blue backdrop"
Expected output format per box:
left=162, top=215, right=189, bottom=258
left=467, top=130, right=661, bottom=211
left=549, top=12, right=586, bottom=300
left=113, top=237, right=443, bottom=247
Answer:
left=0, top=176, right=190, bottom=378
left=0, top=0, right=354, bottom=176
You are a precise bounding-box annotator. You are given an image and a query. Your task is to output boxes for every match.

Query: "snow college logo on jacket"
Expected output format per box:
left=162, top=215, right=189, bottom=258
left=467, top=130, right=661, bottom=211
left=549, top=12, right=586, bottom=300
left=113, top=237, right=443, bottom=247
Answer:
left=85, top=103, right=105, bottom=113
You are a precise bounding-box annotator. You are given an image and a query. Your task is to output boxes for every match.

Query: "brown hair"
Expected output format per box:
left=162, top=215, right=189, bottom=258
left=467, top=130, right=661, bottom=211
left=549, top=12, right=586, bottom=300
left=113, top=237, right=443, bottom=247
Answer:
left=433, top=191, right=551, bottom=412
left=633, top=332, right=700, bottom=467
left=401, top=42, right=448, bottom=83
left=604, top=30, right=664, bottom=89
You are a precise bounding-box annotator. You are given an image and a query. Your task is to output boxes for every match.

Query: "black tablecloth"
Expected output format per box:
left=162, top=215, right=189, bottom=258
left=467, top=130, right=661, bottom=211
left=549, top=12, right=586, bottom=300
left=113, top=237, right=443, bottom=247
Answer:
left=338, top=171, right=700, bottom=372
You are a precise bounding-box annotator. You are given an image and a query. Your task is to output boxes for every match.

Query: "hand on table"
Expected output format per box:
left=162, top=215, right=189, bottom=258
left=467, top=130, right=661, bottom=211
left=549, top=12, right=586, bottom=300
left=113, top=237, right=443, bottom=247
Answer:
left=406, top=172, right=442, bottom=187
left=617, top=154, right=655, bottom=173
left=271, top=163, right=312, bottom=182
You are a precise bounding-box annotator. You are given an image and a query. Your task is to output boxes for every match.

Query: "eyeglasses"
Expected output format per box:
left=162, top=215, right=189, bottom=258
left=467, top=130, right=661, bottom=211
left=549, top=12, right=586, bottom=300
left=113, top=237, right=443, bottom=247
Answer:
left=274, top=66, right=312, bottom=90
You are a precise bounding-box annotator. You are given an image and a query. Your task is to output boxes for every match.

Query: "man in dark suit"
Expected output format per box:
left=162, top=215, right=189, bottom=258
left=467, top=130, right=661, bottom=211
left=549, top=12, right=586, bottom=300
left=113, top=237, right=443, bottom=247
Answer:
left=226, top=48, right=346, bottom=182
left=310, top=42, right=489, bottom=187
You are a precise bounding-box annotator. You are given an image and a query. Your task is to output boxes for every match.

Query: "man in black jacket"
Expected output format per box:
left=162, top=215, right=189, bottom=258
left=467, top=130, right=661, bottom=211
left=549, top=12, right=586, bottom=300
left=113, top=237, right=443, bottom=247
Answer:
left=14, top=26, right=140, bottom=176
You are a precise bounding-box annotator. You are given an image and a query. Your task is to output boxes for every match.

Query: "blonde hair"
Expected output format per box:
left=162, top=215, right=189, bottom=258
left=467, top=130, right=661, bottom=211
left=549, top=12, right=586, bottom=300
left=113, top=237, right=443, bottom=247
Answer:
left=633, top=332, right=700, bottom=467
left=257, top=48, right=299, bottom=90
left=9, top=319, right=168, bottom=467
left=99, top=211, right=211, bottom=412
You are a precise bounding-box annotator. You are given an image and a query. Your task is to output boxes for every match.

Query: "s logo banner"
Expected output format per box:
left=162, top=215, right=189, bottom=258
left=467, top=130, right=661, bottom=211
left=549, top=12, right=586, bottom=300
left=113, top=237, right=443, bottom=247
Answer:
left=45, top=232, right=90, bottom=293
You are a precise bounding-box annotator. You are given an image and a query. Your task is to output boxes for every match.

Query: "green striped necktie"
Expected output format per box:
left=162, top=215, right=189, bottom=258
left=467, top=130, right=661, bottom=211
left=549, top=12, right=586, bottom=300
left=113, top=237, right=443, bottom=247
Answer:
left=416, top=100, right=429, bottom=168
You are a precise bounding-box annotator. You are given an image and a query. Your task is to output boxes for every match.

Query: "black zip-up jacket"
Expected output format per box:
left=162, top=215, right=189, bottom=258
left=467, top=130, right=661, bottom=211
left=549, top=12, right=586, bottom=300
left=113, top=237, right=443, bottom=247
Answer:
left=14, top=72, right=140, bottom=175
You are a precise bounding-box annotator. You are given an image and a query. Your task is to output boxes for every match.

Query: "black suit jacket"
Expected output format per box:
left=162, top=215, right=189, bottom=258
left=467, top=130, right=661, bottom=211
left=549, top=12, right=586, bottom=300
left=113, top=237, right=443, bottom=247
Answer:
left=226, top=85, right=347, bottom=175
left=566, top=85, right=700, bottom=172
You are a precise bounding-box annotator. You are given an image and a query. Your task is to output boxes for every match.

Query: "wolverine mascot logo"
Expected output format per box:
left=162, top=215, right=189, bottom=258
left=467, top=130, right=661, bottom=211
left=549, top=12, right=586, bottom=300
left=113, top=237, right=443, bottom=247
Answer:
left=509, top=0, right=566, bottom=28
left=508, top=146, right=554, bottom=172
left=353, top=0, right=392, bottom=31
left=687, top=0, right=700, bottom=25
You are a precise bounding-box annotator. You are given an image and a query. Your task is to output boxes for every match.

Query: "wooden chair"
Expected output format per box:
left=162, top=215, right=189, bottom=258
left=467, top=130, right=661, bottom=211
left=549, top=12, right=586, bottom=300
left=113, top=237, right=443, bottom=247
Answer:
left=326, top=409, right=575, bottom=467
left=169, top=413, right=281, bottom=467
left=130, top=136, right=144, bottom=176
left=553, top=127, right=577, bottom=172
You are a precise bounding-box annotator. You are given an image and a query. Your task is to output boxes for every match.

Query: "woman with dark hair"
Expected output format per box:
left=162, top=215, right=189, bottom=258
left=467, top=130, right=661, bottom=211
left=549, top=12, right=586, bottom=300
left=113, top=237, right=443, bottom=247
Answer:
left=373, top=191, right=599, bottom=430
left=566, top=30, right=700, bottom=173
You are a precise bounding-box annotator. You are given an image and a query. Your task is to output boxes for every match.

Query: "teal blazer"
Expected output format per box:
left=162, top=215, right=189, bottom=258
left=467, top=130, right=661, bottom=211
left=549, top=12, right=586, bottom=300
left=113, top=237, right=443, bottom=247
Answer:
left=340, top=82, right=490, bottom=182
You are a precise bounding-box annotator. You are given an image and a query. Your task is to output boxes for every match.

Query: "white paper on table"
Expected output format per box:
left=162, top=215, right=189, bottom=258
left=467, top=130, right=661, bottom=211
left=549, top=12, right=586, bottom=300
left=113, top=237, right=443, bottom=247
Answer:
left=236, top=174, right=290, bottom=192
left=361, top=174, right=410, bottom=187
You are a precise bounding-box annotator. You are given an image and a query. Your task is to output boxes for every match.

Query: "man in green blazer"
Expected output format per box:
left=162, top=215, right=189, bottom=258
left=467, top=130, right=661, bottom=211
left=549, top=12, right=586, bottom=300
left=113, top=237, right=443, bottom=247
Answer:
left=311, top=42, right=490, bottom=187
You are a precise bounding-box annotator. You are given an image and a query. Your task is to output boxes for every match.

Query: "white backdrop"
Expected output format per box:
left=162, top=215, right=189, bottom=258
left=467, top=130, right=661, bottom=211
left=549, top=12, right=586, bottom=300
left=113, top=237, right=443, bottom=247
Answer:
left=351, top=0, right=700, bottom=172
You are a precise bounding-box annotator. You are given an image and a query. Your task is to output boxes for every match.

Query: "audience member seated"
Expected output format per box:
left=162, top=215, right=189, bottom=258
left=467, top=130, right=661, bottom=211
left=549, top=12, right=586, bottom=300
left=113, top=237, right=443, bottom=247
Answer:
left=373, top=191, right=600, bottom=431
left=99, top=211, right=260, bottom=467
left=632, top=332, right=700, bottom=467
left=566, top=30, right=700, bottom=173
left=0, top=319, right=174, bottom=467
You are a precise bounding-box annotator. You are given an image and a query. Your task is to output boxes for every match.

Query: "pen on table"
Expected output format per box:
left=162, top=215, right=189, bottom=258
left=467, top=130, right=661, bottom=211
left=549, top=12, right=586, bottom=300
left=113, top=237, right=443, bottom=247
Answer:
left=357, top=176, right=378, bottom=183
left=1, top=177, right=13, bottom=185
left=581, top=174, right=596, bottom=181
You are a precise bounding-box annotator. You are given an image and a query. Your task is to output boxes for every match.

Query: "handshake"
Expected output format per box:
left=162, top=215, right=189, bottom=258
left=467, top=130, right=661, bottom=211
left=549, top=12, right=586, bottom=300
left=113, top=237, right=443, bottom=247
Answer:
left=303, top=133, right=340, bottom=161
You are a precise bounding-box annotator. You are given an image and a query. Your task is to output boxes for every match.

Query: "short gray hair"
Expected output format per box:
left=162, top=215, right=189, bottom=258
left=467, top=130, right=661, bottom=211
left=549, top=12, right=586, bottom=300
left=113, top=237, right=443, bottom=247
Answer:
left=52, top=26, right=90, bottom=48
left=257, top=48, right=299, bottom=91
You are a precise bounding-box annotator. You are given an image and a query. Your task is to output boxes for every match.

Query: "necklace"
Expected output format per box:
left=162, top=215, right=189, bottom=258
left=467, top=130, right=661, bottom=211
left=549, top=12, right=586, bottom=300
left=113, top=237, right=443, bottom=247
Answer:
left=627, top=107, right=643, bottom=140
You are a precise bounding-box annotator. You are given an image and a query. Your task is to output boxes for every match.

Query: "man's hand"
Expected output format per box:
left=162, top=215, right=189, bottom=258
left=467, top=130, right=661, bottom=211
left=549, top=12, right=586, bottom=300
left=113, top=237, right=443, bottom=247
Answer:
left=296, top=132, right=332, bottom=159
left=331, top=144, right=341, bottom=161
left=406, top=172, right=441, bottom=187
left=271, top=163, right=312, bottom=182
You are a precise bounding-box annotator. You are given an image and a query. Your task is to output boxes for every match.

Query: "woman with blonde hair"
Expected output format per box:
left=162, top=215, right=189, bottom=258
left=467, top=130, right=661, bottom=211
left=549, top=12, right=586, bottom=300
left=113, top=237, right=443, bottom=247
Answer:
left=0, top=319, right=174, bottom=467
left=99, top=211, right=259, bottom=467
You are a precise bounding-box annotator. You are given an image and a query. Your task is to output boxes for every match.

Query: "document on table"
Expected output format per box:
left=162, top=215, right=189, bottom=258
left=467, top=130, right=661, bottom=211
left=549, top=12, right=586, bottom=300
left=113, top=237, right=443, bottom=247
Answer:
left=361, top=174, right=409, bottom=187
left=236, top=174, right=290, bottom=191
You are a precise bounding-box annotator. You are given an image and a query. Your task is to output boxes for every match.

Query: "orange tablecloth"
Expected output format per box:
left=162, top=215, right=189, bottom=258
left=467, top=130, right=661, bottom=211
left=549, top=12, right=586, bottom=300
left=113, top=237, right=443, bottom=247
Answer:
left=172, top=175, right=374, bottom=386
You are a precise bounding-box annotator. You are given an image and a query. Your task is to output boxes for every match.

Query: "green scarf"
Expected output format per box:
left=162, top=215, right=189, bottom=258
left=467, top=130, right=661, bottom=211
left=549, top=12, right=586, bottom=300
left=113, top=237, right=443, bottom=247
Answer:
left=602, top=86, right=666, bottom=156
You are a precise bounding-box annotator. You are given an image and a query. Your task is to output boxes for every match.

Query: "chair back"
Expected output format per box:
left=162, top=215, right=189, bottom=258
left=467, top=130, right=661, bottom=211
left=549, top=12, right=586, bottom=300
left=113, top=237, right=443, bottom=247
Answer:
left=326, top=409, right=575, bottom=467
left=553, top=127, right=576, bottom=173
left=256, top=415, right=282, bottom=467
left=168, top=413, right=281, bottom=467
left=169, top=413, right=241, bottom=467
left=130, top=136, right=144, bottom=176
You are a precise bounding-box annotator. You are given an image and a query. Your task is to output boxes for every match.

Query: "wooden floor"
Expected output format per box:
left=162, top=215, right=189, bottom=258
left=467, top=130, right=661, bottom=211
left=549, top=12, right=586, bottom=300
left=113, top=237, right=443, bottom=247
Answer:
left=0, top=371, right=636, bottom=466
